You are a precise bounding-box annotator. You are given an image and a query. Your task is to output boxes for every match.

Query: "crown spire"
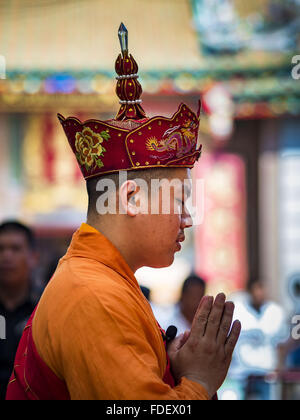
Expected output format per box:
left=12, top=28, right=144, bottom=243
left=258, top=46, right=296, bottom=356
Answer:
left=115, top=23, right=146, bottom=121
left=118, top=23, right=128, bottom=58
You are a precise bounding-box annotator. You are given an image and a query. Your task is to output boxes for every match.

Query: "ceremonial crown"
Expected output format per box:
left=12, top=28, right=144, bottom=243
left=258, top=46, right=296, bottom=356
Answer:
left=58, top=23, right=202, bottom=180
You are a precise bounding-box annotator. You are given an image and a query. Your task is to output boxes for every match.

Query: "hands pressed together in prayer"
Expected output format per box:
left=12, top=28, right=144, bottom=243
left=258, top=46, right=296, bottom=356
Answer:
left=168, top=293, right=241, bottom=398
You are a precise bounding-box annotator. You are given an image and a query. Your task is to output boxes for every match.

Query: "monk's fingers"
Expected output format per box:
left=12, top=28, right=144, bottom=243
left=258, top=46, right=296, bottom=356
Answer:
left=224, top=320, right=242, bottom=359
left=190, top=295, right=213, bottom=338
left=167, top=334, right=185, bottom=356
left=179, top=330, right=191, bottom=348
left=204, top=293, right=226, bottom=341
left=216, top=301, right=235, bottom=345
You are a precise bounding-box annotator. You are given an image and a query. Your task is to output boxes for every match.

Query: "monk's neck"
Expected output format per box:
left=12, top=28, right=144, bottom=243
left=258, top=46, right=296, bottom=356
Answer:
left=87, top=218, right=141, bottom=273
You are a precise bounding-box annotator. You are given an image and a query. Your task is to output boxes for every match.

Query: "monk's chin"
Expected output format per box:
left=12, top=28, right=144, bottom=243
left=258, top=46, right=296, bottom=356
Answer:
left=147, top=254, right=175, bottom=269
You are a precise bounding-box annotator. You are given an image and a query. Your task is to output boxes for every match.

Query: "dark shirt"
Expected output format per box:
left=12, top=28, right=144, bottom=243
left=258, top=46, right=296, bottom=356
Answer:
left=0, top=285, right=41, bottom=399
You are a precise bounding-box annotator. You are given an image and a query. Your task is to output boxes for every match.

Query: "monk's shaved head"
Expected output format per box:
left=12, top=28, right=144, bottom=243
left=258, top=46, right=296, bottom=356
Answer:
left=86, top=167, right=183, bottom=217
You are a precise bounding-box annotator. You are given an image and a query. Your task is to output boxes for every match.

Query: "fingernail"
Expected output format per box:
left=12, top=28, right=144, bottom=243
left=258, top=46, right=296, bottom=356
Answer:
left=216, top=293, right=226, bottom=303
left=233, top=320, right=241, bottom=330
left=226, top=301, right=235, bottom=310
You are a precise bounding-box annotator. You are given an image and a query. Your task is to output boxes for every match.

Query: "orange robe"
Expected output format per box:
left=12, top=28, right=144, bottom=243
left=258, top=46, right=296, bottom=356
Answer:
left=23, top=223, right=210, bottom=400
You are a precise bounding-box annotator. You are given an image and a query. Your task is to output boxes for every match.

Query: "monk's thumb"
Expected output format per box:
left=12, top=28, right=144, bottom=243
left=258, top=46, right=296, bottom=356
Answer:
left=167, top=333, right=184, bottom=357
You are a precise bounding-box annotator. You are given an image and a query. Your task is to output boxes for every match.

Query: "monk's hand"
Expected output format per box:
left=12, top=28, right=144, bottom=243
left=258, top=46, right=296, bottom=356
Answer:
left=168, top=293, right=241, bottom=398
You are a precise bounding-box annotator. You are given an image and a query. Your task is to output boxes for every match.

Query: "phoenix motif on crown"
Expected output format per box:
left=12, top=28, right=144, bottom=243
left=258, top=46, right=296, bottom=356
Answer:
left=145, top=119, right=197, bottom=161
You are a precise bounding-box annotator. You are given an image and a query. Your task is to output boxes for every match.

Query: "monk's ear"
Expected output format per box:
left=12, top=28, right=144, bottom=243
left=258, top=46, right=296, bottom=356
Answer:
left=119, top=180, right=140, bottom=216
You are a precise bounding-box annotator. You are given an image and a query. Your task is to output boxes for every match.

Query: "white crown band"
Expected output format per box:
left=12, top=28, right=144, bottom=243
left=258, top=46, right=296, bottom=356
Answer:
left=119, top=99, right=143, bottom=104
left=116, top=73, right=139, bottom=80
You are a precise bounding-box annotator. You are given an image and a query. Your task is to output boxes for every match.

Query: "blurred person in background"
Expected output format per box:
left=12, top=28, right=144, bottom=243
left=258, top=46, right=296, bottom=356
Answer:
left=228, top=279, right=287, bottom=400
left=277, top=335, right=300, bottom=372
left=140, top=285, right=151, bottom=301
left=0, top=221, right=41, bottom=399
left=156, top=274, right=206, bottom=335
left=44, top=254, right=64, bottom=285
left=277, top=275, right=300, bottom=373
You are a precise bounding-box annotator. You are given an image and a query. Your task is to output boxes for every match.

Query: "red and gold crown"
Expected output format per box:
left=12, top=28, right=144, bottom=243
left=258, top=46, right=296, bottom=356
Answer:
left=58, top=23, right=202, bottom=180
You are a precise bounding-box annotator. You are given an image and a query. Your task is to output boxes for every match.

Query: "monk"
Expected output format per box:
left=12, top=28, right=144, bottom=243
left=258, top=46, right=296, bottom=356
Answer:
left=6, top=168, right=240, bottom=400
left=6, top=24, right=241, bottom=400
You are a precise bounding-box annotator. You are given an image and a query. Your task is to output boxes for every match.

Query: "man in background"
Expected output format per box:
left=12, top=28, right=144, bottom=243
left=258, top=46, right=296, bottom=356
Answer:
left=0, top=221, right=40, bottom=399
left=228, top=279, right=287, bottom=400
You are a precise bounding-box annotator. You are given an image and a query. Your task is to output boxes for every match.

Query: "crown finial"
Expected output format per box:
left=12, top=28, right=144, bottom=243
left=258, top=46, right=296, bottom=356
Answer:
left=118, top=22, right=128, bottom=58
left=115, top=23, right=146, bottom=121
